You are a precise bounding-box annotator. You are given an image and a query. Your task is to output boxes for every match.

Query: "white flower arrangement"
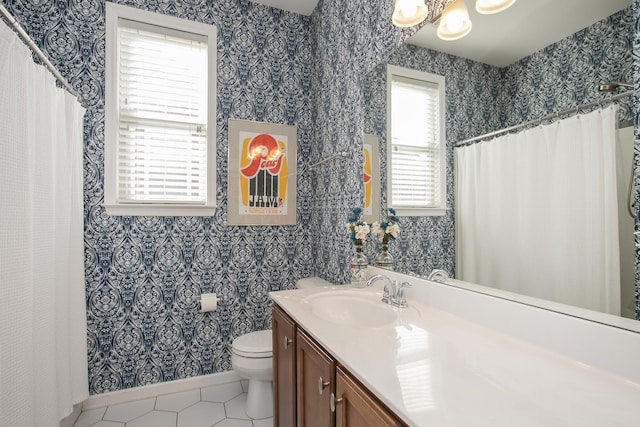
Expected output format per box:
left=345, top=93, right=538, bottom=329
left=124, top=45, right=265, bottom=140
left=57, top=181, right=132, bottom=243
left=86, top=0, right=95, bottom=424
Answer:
left=346, top=207, right=370, bottom=244
left=372, top=208, right=400, bottom=244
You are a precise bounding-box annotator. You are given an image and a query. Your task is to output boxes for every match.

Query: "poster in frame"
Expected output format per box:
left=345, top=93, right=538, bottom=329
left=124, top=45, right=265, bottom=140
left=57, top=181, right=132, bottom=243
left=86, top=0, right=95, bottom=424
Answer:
left=363, top=134, right=381, bottom=224
left=228, top=119, right=297, bottom=225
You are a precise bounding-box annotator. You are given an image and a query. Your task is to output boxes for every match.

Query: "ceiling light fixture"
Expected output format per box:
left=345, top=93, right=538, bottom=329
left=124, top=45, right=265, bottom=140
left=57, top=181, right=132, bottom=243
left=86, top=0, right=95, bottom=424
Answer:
left=437, top=0, right=472, bottom=41
left=475, top=0, right=516, bottom=15
left=392, top=0, right=429, bottom=28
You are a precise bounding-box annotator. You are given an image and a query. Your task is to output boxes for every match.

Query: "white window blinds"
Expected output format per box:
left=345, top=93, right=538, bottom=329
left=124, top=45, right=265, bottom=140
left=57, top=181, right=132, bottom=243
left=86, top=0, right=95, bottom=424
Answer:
left=389, top=72, right=445, bottom=211
left=117, top=19, right=208, bottom=204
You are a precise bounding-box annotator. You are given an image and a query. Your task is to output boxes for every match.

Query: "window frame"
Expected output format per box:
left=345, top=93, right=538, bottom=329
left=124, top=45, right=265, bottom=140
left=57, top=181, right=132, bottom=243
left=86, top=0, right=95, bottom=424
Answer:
left=386, top=64, right=447, bottom=217
left=104, top=3, right=217, bottom=216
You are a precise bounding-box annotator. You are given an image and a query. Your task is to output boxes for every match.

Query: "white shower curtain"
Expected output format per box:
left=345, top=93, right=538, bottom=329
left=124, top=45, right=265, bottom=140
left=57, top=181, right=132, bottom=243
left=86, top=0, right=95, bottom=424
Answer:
left=456, top=107, right=621, bottom=315
left=0, top=21, right=88, bottom=426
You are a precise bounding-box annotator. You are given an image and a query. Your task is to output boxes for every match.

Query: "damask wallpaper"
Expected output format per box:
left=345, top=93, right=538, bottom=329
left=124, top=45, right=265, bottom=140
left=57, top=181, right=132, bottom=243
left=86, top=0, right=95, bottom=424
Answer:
left=308, top=0, right=451, bottom=285
left=633, top=0, right=640, bottom=318
left=364, top=47, right=502, bottom=277
left=2, top=0, right=316, bottom=394
left=363, top=6, right=634, bottom=283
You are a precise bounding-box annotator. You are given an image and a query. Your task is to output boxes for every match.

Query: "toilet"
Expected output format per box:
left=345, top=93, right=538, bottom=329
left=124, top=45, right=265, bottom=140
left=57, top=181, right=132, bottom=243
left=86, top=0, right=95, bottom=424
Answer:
left=230, top=277, right=333, bottom=419
left=231, top=329, right=273, bottom=419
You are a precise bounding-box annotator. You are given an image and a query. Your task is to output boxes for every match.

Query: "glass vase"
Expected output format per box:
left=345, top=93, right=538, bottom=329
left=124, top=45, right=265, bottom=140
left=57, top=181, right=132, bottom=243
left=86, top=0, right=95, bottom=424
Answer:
left=374, top=242, right=394, bottom=270
left=349, top=242, right=369, bottom=288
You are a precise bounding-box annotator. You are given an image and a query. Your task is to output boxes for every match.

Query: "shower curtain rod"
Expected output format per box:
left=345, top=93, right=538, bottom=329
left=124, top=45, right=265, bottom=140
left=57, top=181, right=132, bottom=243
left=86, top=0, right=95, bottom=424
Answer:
left=0, top=4, right=82, bottom=104
left=455, top=91, right=633, bottom=147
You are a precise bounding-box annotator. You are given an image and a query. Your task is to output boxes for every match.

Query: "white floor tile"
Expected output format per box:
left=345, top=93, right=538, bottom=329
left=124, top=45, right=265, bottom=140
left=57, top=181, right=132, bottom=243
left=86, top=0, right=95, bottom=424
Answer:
left=213, top=419, right=253, bottom=427
left=76, top=383, right=255, bottom=427
left=90, top=422, right=125, bottom=427
left=103, top=398, right=155, bottom=422
left=201, top=381, right=244, bottom=403
left=177, top=401, right=226, bottom=427
left=224, top=394, right=250, bottom=420
left=252, top=418, right=273, bottom=427
left=156, top=388, right=201, bottom=412
left=126, top=410, right=177, bottom=427
left=72, top=407, right=106, bottom=427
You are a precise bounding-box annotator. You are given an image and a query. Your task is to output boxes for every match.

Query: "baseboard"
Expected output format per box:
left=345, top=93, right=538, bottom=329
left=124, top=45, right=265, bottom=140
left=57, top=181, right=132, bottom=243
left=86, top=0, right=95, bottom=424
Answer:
left=82, top=371, right=242, bottom=410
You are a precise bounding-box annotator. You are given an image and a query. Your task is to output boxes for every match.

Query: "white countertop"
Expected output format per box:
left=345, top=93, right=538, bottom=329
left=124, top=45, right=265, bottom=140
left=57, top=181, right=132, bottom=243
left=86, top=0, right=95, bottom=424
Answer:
left=269, top=279, right=640, bottom=426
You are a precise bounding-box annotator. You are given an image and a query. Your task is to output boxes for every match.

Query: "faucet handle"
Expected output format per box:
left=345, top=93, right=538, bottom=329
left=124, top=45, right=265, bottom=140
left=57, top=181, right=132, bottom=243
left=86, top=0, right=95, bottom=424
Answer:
left=393, top=281, right=412, bottom=308
left=382, top=280, right=395, bottom=303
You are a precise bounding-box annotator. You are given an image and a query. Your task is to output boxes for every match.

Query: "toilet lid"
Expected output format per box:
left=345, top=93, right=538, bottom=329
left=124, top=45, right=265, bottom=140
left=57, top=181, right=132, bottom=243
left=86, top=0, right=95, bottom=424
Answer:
left=232, top=330, right=272, bottom=358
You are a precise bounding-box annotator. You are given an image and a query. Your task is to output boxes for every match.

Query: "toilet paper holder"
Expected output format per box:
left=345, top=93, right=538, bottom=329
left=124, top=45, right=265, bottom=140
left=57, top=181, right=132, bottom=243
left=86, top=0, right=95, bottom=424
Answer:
left=198, top=293, right=223, bottom=312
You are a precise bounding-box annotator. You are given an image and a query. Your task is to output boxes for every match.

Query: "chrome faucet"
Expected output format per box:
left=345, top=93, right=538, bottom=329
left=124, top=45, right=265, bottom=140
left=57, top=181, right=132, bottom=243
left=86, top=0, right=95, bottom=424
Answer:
left=366, top=274, right=412, bottom=308
left=393, top=281, right=412, bottom=308
left=366, top=274, right=394, bottom=302
left=427, top=269, right=450, bottom=283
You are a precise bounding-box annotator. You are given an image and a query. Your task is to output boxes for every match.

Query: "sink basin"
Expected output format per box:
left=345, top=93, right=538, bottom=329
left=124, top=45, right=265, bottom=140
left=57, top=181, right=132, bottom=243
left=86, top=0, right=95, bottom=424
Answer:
left=303, top=290, right=418, bottom=328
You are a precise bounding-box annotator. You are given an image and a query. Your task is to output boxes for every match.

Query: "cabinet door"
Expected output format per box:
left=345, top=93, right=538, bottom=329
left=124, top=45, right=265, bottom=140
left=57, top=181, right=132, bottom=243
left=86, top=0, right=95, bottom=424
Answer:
left=334, top=366, right=401, bottom=427
left=272, top=305, right=296, bottom=427
left=297, top=329, right=335, bottom=427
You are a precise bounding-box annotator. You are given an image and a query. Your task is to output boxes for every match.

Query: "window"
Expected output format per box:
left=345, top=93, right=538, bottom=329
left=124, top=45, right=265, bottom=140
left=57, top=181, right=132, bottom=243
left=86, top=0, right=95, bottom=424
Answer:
left=105, top=3, right=216, bottom=216
left=387, top=65, right=446, bottom=216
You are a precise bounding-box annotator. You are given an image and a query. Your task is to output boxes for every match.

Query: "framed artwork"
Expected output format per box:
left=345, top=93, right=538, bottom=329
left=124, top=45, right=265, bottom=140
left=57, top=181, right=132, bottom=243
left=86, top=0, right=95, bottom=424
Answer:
left=363, top=134, right=380, bottom=223
left=228, top=119, right=297, bottom=225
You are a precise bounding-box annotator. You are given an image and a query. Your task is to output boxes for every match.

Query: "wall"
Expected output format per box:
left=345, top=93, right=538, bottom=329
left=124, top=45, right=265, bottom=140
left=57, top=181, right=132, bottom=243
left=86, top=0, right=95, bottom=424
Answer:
left=309, top=0, right=452, bottom=285
left=363, top=6, right=634, bottom=280
left=364, top=46, right=503, bottom=276
left=2, top=0, right=445, bottom=395
left=3, top=0, right=314, bottom=394
left=501, top=7, right=633, bottom=125
left=634, top=0, right=640, bottom=319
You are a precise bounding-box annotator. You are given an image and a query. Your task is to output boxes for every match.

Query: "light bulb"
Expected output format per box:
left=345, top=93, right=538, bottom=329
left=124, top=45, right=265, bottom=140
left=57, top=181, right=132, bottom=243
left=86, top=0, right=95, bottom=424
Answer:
left=442, top=10, right=467, bottom=32
left=399, top=3, right=418, bottom=19
left=437, top=0, right=472, bottom=41
left=392, top=0, right=429, bottom=28
left=475, top=0, right=516, bottom=14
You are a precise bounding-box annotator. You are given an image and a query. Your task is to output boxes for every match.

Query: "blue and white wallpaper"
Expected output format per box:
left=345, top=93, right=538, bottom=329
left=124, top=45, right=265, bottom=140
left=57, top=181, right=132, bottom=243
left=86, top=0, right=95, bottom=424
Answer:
left=500, top=8, right=633, bottom=125
left=308, top=0, right=451, bottom=285
left=363, top=46, right=503, bottom=276
left=633, top=0, right=640, bottom=319
left=2, top=0, right=639, bottom=395
left=3, top=0, right=317, bottom=394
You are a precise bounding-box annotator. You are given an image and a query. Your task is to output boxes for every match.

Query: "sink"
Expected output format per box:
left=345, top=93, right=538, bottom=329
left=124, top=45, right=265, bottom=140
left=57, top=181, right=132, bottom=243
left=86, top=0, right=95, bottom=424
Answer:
left=303, top=290, right=418, bottom=328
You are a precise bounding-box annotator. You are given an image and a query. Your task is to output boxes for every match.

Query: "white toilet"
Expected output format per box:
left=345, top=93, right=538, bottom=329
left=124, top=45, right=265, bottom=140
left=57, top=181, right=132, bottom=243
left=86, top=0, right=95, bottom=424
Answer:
left=231, top=329, right=273, bottom=419
left=230, top=277, right=333, bottom=419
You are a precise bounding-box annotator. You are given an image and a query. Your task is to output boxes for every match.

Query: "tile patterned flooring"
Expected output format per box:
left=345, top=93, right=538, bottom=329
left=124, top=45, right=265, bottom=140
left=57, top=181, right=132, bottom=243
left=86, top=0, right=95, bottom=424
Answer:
left=72, top=381, right=272, bottom=427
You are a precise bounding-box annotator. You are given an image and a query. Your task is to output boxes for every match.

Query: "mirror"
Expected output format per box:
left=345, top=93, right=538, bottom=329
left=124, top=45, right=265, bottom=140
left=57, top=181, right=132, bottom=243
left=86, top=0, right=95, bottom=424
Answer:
left=363, top=0, right=637, bottom=330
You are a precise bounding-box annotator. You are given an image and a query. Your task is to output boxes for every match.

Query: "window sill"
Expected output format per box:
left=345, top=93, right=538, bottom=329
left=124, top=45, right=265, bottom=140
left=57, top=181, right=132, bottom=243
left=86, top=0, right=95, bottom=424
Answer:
left=104, top=203, right=216, bottom=217
left=394, top=207, right=449, bottom=217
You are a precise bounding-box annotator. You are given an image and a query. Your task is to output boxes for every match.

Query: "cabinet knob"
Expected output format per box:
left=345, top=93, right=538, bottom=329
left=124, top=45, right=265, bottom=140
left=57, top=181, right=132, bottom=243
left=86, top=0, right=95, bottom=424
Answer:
left=318, top=376, right=330, bottom=395
left=283, top=336, right=293, bottom=350
left=330, top=392, right=343, bottom=413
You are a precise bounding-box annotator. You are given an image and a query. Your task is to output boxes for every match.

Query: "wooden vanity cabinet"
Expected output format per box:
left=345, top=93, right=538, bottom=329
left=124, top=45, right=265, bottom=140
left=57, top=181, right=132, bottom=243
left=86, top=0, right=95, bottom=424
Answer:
left=334, top=366, right=402, bottom=427
left=272, top=305, right=297, bottom=427
left=272, top=304, right=407, bottom=427
left=296, top=329, right=335, bottom=427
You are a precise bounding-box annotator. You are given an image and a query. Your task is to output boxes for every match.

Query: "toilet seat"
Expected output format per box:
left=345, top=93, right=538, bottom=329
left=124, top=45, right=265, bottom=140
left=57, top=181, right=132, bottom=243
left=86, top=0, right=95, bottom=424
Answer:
left=232, top=330, right=272, bottom=358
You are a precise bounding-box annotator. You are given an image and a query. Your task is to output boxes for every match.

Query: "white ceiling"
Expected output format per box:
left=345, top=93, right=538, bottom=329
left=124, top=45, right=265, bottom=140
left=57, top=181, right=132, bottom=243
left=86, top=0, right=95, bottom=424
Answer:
left=252, top=0, right=632, bottom=68
left=409, top=0, right=632, bottom=67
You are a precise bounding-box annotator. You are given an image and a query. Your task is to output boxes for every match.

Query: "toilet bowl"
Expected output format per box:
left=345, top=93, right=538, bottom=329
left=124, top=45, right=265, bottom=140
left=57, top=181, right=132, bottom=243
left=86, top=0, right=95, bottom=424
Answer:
left=231, top=329, right=273, bottom=419
left=231, top=277, right=332, bottom=419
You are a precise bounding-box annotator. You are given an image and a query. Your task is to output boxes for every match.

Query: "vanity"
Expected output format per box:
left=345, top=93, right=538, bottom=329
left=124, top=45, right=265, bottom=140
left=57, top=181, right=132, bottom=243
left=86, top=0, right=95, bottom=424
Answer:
left=269, top=267, right=640, bottom=426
